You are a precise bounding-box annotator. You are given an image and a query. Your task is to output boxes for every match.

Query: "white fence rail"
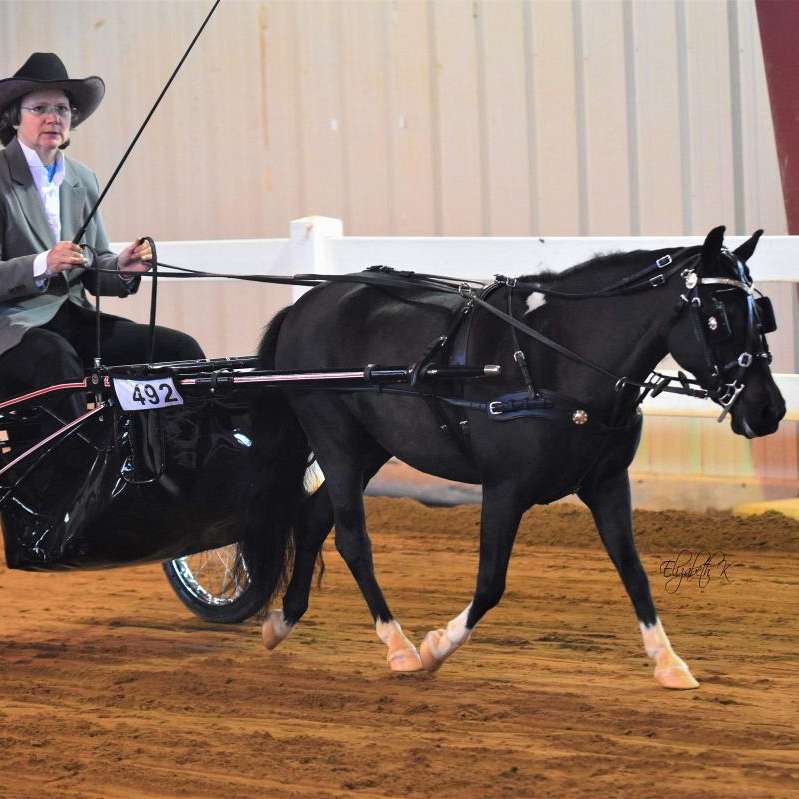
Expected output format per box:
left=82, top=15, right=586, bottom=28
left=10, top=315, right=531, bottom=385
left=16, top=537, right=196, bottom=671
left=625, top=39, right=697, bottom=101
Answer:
left=113, top=216, right=799, bottom=420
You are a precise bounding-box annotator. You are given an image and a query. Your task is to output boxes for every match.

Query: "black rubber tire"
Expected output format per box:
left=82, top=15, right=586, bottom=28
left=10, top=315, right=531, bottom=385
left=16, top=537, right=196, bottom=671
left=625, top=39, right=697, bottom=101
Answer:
left=162, top=542, right=270, bottom=624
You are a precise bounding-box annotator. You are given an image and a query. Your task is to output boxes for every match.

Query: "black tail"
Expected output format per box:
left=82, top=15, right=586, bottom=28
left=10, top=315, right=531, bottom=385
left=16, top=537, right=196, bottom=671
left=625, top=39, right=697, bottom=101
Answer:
left=242, top=306, right=312, bottom=610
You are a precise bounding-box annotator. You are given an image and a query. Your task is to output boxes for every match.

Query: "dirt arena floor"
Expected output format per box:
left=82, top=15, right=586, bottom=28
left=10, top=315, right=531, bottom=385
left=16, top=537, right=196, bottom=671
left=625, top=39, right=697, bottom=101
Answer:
left=1, top=497, right=798, bottom=799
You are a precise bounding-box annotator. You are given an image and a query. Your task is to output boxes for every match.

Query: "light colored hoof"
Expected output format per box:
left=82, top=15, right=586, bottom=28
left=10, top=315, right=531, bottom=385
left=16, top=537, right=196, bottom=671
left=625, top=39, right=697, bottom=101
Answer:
left=420, top=629, right=447, bottom=673
left=654, top=655, right=699, bottom=689
left=641, top=620, right=699, bottom=690
left=388, top=645, right=424, bottom=673
left=261, top=610, right=292, bottom=651
left=378, top=620, right=424, bottom=672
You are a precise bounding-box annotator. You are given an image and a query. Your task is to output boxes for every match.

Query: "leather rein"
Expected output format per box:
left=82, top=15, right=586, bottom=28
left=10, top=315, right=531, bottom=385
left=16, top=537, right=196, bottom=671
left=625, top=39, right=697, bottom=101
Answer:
left=83, top=245, right=772, bottom=423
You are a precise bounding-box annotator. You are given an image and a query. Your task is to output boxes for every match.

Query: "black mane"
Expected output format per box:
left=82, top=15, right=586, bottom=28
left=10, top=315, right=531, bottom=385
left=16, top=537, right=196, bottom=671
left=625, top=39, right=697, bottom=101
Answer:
left=519, top=246, right=695, bottom=293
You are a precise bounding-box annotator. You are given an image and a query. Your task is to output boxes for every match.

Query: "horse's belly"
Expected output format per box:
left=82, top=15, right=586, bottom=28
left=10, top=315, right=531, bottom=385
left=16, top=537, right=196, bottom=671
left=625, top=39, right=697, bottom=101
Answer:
left=388, top=444, right=481, bottom=485
left=351, top=395, right=481, bottom=484
left=351, top=395, right=622, bottom=501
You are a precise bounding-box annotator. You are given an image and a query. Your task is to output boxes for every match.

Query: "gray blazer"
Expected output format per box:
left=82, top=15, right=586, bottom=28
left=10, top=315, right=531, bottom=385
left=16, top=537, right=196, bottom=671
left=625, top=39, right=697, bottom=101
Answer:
left=0, top=137, right=140, bottom=357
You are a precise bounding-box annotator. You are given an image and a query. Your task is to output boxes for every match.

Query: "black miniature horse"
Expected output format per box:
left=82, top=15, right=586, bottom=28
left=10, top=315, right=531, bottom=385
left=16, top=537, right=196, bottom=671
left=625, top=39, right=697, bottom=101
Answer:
left=249, top=227, right=784, bottom=689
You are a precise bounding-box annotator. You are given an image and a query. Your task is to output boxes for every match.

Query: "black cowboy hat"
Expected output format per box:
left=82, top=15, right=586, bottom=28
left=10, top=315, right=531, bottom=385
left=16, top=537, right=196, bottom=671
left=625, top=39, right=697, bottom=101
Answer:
left=0, top=52, right=105, bottom=125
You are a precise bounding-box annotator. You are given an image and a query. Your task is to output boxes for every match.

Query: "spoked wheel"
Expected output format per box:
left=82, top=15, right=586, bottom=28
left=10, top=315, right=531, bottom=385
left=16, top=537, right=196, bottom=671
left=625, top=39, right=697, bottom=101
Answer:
left=163, top=455, right=325, bottom=623
left=162, top=542, right=269, bottom=624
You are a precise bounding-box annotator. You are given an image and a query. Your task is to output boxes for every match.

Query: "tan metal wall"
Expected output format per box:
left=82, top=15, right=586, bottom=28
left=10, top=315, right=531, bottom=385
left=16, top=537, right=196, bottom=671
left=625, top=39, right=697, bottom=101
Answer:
left=0, top=0, right=787, bottom=241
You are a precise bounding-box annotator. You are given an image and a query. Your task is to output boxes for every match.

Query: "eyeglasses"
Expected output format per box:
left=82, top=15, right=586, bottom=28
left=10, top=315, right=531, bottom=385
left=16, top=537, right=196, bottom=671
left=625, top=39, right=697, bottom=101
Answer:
left=21, top=104, right=74, bottom=119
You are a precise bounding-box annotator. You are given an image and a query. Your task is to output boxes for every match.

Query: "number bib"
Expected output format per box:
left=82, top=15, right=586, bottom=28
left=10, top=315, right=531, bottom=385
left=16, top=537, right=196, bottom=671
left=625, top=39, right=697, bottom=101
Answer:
left=112, top=377, right=184, bottom=411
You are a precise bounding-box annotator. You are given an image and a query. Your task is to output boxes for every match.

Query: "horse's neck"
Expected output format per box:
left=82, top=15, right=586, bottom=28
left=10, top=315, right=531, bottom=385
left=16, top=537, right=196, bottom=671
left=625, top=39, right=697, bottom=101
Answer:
left=604, top=295, right=671, bottom=378
left=515, top=290, right=671, bottom=405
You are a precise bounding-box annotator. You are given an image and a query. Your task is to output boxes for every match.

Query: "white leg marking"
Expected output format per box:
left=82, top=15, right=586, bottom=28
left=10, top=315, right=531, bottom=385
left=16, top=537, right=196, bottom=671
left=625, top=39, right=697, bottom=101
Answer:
left=261, top=608, right=294, bottom=651
left=640, top=617, right=699, bottom=689
left=420, top=603, right=473, bottom=671
left=640, top=618, right=668, bottom=659
left=375, top=618, right=402, bottom=645
left=432, top=603, right=472, bottom=658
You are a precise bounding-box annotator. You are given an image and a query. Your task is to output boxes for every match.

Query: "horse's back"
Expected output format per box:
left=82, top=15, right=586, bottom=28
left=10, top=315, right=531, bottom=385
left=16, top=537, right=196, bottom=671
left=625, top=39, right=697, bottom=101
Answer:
left=276, top=279, right=464, bottom=369
left=272, top=279, right=481, bottom=482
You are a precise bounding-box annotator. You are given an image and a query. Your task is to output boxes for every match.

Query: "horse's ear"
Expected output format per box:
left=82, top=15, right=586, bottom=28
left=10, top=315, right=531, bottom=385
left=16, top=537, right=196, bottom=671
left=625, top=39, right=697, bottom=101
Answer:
left=734, top=229, right=763, bottom=262
left=701, top=226, right=725, bottom=263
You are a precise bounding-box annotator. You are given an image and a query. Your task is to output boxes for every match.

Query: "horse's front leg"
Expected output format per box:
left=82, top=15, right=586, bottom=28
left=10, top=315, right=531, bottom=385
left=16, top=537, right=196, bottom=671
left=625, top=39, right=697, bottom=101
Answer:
left=578, top=469, right=699, bottom=689
left=420, top=483, right=525, bottom=672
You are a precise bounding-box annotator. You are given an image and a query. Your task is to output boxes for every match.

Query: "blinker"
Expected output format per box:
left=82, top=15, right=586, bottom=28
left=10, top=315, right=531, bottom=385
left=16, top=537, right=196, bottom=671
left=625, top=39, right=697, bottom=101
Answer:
left=755, top=296, right=777, bottom=334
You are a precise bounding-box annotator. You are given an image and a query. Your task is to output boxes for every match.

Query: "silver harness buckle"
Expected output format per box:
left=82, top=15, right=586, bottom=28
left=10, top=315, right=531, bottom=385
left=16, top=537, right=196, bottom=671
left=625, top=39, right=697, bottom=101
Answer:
left=716, top=381, right=745, bottom=423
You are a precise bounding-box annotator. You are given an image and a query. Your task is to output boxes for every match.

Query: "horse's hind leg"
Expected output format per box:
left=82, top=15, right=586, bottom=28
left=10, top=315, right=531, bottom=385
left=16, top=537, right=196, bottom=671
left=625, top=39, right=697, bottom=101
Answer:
left=420, top=482, right=526, bottom=672
left=263, top=449, right=393, bottom=653
left=262, top=484, right=333, bottom=650
left=283, top=413, right=422, bottom=672
left=578, top=470, right=699, bottom=689
left=327, top=457, right=423, bottom=672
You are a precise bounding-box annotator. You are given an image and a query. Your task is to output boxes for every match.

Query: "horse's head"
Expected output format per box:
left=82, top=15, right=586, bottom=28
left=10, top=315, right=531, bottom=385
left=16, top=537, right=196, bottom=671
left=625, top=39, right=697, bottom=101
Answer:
left=666, top=226, right=785, bottom=438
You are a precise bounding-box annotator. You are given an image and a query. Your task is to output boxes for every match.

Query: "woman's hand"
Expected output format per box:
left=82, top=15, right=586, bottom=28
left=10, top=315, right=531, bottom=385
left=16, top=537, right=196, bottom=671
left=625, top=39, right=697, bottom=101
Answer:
left=118, top=238, right=152, bottom=273
left=46, top=241, right=87, bottom=274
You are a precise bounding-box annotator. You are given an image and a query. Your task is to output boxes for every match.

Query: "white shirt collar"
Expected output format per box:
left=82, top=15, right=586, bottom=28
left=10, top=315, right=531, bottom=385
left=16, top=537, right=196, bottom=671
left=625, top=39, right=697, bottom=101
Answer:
left=18, top=138, right=65, bottom=191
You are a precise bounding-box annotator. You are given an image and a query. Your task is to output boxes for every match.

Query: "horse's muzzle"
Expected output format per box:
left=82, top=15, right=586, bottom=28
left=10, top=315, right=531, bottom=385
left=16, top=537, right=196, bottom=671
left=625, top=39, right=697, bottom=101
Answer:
left=730, top=383, right=786, bottom=438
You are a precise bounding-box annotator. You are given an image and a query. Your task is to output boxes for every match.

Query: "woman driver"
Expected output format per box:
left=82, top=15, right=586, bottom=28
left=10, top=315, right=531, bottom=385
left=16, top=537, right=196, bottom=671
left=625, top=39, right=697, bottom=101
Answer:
left=0, top=53, right=204, bottom=425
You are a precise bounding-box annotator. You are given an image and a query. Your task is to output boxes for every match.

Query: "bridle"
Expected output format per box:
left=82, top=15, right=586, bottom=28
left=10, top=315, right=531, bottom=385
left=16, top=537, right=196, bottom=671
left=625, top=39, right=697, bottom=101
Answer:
left=675, top=249, right=775, bottom=420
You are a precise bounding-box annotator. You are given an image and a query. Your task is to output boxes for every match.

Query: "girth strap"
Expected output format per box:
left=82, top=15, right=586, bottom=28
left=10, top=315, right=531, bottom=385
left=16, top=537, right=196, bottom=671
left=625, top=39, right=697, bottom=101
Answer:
left=438, top=390, right=640, bottom=433
left=438, top=392, right=553, bottom=418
